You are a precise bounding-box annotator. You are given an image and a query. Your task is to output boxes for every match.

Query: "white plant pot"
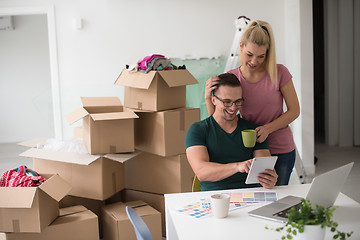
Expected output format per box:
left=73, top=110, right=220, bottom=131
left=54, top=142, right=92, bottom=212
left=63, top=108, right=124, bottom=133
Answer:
left=293, top=225, right=326, bottom=240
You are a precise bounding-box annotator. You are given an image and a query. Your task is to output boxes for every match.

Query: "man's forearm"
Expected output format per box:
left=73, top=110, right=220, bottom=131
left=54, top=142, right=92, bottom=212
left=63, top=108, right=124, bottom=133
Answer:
left=195, top=161, right=240, bottom=182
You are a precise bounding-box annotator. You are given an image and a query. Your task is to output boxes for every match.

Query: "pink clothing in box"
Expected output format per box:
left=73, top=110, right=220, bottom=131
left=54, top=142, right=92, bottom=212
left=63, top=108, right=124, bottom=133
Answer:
left=228, top=64, right=295, bottom=154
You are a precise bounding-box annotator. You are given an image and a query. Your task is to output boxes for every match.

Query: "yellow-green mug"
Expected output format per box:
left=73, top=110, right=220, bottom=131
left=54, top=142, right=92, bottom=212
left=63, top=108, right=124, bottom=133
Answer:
left=241, top=129, right=257, bottom=148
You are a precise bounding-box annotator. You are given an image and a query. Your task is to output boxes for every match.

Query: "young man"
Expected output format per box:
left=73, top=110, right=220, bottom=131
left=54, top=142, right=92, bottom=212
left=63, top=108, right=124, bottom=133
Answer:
left=185, top=73, right=278, bottom=191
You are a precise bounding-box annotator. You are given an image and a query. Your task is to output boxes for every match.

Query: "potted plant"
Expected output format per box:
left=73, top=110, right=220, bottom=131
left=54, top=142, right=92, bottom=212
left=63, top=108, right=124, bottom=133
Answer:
left=266, top=199, right=353, bottom=240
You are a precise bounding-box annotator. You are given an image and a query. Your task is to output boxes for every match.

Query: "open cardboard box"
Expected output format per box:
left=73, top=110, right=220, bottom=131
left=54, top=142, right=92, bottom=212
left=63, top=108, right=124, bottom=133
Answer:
left=0, top=205, right=99, bottom=240
left=102, top=200, right=162, bottom=240
left=19, top=139, right=141, bottom=200
left=0, top=174, right=71, bottom=233
left=115, top=69, right=198, bottom=111
left=65, top=97, right=138, bottom=155
left=133, top=107, right=200, bottom=156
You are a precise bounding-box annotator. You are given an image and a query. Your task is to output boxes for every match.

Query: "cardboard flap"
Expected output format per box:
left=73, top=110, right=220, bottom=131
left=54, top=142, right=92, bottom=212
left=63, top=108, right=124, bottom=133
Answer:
left=59, top=205, right=88, bottom=217
left=81, top=97, right=122, bottom=107
left=127, top=200, right=147, bottom=208
left=17, top=138, right=48, bottom=148
left=133, top=204, right=158, bottom=217
left=19, top=148, right=101, bottom=165
left=65, top=107, right=89, bottom=125
left=114, top=69, right=156, bottom=89
left=157, top=70, right=198, bottom=87
left=38, top=174, right=72, bottom=202
left=90, top=111, right=139, bottom=121
left=107, top=200, right=147, bottom=221
left=0, top=187, right=36, bottom=208
left=105, top=149, right=142, bottom=163
left=124, top=107, right=155, bottom=113
left=128, top=200, right=159, bottom=217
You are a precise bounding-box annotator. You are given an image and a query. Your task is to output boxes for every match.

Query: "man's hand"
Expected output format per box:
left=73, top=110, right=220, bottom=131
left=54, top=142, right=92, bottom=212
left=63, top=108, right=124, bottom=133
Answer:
left=237, top=159, right=253, bottom=173
left=258, top=169, right=278, bottom=189
left=205, top=76, right=220, bottom=100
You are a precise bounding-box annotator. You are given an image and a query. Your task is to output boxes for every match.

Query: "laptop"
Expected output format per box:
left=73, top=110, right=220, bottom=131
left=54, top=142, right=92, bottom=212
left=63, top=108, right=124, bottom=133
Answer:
left=248, top=162, right=354, bottom=223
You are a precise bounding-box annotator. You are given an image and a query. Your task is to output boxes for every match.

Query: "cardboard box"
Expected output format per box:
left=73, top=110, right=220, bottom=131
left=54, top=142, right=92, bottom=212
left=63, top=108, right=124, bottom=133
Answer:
left=134, top=107, right=200, bottom=156
left=65, top=97, right=139, bottom=155
left=102, top=200, right=162, bottom=240
left=20, top=147, right=140, bottom=200
left=125, top=152, right=194, bottom=194
left=58, top=191, right=123, bottom=238
left=0, top=174, right=71, bottom=233
left=115, top=69, right=198, bottom=111
left=0, top=205, right=99, bottom=240
left=59, top=195, right=107, bottom=238
left=122, top=189, right=166, bottom=237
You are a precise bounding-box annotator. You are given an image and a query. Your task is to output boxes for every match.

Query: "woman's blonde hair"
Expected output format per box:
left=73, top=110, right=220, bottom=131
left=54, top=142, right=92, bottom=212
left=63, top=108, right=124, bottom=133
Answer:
left=240, top=20, right=278, bottom=88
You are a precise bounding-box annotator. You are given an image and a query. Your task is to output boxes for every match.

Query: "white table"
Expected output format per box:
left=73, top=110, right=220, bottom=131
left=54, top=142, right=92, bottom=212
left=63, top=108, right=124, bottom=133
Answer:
left=165, top=184, right=360, bottom=240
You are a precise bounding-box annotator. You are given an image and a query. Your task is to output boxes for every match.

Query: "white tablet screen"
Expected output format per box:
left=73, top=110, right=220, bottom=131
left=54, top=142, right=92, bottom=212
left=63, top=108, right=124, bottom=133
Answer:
left=245, top=156, right=278, bottom=184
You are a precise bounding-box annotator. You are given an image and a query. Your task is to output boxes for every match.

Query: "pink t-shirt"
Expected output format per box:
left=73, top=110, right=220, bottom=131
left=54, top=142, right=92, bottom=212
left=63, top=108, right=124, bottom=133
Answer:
left=228, top=64, right=295, bottom=154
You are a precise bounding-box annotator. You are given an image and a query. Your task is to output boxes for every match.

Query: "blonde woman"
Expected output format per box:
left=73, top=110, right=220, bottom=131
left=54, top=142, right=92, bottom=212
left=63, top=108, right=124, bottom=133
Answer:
left=205, top=20, right=300, bottom=185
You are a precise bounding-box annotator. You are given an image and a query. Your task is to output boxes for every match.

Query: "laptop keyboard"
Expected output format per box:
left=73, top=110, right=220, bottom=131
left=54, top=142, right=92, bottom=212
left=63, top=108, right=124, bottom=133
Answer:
left=273, top=203, right=301, bottom=218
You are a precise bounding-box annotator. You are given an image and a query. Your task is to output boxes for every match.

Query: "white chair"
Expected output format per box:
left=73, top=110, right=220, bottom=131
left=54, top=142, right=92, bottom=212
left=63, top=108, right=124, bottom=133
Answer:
left=126, top=206, right=153, bottom=240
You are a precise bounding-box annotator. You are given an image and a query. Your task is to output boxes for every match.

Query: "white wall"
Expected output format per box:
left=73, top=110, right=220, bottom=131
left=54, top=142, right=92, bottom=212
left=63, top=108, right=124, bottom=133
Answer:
left=0, top=0, right=315, bottom=174
left=0, top=14, right=54, bottom=143
left=283, top=0, right=314, bottom=176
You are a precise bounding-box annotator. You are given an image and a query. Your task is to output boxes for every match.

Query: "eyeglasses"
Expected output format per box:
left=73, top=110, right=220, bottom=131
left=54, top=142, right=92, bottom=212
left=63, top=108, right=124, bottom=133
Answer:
left=213, top=94, right=244, bottom=107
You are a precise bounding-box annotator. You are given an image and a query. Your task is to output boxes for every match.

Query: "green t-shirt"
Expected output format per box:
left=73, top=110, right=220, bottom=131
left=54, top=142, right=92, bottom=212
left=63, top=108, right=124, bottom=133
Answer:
left=185, top=115, right=269, bottom=191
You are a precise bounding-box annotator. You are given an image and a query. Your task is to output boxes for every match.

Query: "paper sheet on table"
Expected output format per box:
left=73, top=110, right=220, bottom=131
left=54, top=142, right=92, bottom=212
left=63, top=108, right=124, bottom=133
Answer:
left=176, top=198, right=248, bottom=219
left=222, top=191, right=278, bottom=204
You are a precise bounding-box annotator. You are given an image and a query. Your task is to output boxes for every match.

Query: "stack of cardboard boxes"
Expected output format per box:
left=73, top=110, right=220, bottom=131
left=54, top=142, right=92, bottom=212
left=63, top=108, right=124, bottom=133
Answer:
left=0, top=173, right=100, bottom=240
left=1, top=68, right=200, bottom=239
left=15, top=96, right=163, bottom=240
left=115, top=68, right=200, bottom=236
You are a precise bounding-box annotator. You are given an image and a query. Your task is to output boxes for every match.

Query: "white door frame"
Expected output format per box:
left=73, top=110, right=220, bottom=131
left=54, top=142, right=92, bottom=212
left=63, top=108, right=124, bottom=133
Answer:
left=0, top=6, right=63, bottom=139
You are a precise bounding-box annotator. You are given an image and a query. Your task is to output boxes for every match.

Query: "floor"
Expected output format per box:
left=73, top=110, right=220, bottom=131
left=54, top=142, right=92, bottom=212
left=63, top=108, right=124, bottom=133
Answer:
left=0, top=143, right=31, bottom=173
left=1, top=142, right=359, bottom=203
left=314, top=143, right=360, bottom=203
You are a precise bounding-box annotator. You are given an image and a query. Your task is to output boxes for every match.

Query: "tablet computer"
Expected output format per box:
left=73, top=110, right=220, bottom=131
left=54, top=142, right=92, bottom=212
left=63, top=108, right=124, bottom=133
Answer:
left=245, top=156, right=278, bottom=184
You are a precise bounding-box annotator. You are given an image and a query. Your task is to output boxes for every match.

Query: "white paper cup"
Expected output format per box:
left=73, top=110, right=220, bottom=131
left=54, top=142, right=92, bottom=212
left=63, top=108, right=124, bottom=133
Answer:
left=210, top=194, right=230, bottom=218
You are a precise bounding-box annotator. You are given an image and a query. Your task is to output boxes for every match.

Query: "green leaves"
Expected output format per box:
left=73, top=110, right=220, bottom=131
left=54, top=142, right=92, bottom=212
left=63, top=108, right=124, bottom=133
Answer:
left=265, top=198, right=353, bottom=240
